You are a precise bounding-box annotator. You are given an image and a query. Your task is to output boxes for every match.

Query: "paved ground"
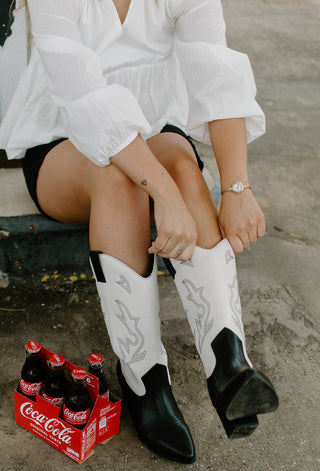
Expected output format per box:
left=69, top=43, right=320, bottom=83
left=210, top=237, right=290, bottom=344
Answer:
left=1, top=0, right=320, bottom=469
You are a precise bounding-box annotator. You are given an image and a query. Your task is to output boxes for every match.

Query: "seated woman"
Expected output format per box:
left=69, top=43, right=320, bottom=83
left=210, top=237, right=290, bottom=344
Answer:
left=0, top=0, right=278, bottom=464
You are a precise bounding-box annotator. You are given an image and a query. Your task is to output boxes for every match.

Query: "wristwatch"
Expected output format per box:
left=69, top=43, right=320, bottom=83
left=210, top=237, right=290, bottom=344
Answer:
left=221, top=181, right=252, bottom=195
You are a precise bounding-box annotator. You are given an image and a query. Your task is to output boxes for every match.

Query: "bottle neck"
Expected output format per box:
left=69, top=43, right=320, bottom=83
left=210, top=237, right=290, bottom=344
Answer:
left=89, top=364, right=103, bottom=372
left=72, top=378, right=86, bottom=388
left=27, top=352, right=41, bottom=360
left=48, top=366, right=64, bottom=375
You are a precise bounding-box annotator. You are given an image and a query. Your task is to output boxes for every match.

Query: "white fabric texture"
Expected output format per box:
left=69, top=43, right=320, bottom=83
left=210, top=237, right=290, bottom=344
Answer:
left=90, top=253, right=168, bottom=396
left=0, top=0, right=265, bottom=165
left=170, top=239, right=252, bottom=378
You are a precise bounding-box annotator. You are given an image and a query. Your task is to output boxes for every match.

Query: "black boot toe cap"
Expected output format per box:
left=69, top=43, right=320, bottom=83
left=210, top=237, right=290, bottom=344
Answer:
left=117, top=362, right=196, bottom=464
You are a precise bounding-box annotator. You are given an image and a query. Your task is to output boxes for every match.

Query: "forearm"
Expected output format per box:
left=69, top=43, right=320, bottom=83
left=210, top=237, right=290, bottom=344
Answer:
left=110, top=134, right=197, bottom=259
left=209, top=118, right=249, bottom=190
left=110, top=134, right=181, bottom=201
left=209, top=118, right=265, bottom=253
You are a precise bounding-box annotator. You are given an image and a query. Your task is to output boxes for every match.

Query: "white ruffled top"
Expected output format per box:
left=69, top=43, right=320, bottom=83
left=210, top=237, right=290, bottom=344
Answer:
left=0, top=0, right=265, bottom=166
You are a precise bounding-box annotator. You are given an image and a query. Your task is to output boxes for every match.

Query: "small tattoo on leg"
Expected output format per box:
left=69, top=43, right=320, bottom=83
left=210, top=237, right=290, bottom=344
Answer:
left=141, top=179, right=147, bottom=186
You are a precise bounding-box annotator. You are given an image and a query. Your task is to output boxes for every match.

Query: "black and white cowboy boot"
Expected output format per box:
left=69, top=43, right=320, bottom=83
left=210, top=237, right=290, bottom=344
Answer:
left=90, top=252, right=195, bottom=463
left=168, top=238, right=279, bottom=439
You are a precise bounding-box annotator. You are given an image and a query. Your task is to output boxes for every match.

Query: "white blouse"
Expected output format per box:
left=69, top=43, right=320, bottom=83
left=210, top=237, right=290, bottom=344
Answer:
left=0, top=0, right=265, bottom=166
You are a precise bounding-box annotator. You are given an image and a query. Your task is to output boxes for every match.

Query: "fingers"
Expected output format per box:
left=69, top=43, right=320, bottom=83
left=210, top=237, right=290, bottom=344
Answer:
left=219, top=192, right=266, bottom=253
left=226, top=220, right=265, bottom=254
left=248, top=227, right=257, bottom=244
left=227, top=234, right=247, bottom=253
left=257, top=216, right=266, bottom=238
left=148, top=232, right=196, bottom=261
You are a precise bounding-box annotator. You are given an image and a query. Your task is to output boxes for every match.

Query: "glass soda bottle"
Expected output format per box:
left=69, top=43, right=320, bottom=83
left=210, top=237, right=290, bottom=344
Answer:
left=42, top=354, right=67, bottom=407
left=88, top=353, right=109, bottom=400
left=19, top=340, right=45, bottom=400
left=62, top=368, right=92, bottom=430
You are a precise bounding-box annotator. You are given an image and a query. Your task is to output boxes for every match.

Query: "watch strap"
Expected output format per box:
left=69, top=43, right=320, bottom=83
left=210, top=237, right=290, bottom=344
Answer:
left=221, top=182, right=252, bottom=195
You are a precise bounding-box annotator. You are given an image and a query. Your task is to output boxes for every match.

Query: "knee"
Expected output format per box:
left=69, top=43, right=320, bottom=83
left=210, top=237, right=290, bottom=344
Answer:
left=166, top=151, right=204, bottom=191
left=87, top=163, right=147, bottom=207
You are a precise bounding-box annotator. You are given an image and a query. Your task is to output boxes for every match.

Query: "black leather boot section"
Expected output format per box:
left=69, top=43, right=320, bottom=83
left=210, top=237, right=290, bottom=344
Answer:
left=207, top=328, right=279, bottom=429
left=216, top=411, right=259, bottom=439
left=117, top=362, right=196, bottom=464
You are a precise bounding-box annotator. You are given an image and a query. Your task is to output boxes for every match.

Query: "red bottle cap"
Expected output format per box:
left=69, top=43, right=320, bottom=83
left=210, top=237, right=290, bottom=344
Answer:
left=25, top=340, right=41, bottom=354
left=48, top=354, right=65, bottom=368
left=88, top=353, right=104, bottom=366
left=71, top=368, right=87, bottom=381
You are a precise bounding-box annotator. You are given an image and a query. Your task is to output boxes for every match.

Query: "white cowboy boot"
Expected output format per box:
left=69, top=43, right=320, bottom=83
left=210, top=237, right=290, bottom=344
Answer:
left=90, top=252, right=195, bottom=463
left=168, top=238, right=279, bottom=438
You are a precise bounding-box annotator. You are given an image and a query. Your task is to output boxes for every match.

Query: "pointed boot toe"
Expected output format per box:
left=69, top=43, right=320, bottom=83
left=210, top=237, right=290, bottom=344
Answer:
left=117, top=362, right=196, bottom=464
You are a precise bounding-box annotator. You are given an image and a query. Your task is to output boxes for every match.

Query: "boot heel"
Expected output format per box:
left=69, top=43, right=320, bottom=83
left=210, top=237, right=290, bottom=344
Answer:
left=216, top=408, right=259, bottom=439
left=224, top=369, right=279, bottom=421
left=208, top=367, right=279, bottom=424
left=209, top=329, right=279, bottom=422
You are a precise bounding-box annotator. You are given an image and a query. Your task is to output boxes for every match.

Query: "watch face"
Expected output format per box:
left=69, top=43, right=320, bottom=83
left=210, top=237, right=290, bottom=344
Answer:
left=232, top=182, right=244, bottom=193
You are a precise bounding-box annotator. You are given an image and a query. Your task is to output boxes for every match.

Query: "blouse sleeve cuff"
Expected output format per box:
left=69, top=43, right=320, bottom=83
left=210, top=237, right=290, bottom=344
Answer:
left=61, top=84, right=152, bottom=166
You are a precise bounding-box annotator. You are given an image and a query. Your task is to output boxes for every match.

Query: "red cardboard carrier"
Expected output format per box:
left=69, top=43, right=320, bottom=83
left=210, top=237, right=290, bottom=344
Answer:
left=14, top=346, right=121, bottom=463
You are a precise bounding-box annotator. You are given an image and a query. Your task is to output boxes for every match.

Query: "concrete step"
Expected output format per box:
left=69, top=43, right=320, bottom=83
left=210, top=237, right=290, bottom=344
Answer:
left=0, top=153, right=220, bottom=287
left=0, top=214, right=90, bottom=287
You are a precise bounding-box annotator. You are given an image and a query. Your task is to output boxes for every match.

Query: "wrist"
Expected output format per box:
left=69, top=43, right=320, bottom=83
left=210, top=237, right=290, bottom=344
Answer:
left=151, top=177, right=181, bottom=202
left=220, top=180, right=251, bottom=195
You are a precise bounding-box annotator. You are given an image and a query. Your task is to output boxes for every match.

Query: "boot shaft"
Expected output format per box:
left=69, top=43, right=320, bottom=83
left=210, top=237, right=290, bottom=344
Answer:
left=90, top=252, right=168, bottom=395
left=170, top=239, right=252, bottom=377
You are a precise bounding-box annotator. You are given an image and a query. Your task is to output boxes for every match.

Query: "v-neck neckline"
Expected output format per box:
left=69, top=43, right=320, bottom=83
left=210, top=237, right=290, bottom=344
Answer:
left=111, top=0, right=134, bottom=27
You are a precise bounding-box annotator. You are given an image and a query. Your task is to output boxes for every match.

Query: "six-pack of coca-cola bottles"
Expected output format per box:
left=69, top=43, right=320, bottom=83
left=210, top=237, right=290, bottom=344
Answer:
left=19, top=340, right=109, bottom=430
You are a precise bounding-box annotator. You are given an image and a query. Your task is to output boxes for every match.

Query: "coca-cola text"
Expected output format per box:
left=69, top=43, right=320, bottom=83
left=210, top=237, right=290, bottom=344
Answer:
left=63, top=407, right=91, bottom=426
left=20, top=402, right=75, bottom=444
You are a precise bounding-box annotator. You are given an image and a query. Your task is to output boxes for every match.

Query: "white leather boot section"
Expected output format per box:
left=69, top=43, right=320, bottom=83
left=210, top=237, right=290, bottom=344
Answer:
left=90, top=254, right=168, bottom=396
left=170, top=238, right=252, bottom=378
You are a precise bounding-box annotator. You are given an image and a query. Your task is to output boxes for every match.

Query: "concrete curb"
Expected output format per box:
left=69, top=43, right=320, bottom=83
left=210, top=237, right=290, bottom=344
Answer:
left=0, top=215, right=170, bottom=286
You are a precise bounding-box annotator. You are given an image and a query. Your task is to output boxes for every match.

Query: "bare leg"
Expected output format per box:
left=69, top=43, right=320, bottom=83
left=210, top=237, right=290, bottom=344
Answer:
left=147, top=133, right=279, bottom=440
left=36, top=139, right=151, bottom=275
left=147, top=132, right=222, bottom=249
left=36, top=138, right=196, bottom=463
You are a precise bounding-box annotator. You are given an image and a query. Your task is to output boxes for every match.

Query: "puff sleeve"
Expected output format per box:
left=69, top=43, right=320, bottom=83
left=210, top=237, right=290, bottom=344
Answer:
left=27, top=0, right=152, bottom=166
left=171, top=0, right=265, bottom=145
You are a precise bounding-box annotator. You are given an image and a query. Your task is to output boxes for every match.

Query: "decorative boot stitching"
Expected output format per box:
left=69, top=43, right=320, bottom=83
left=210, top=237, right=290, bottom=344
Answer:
left=116, top=275, right=132, bottom=294
left=114, top=300, right=146, bottom=365
left=225, top=249, right=234, bottom=264
left=182, top=279, right=214, bottom=355
left=180, top=259, right=194, bottom=267
left=228, top=275, right=244, bottom=336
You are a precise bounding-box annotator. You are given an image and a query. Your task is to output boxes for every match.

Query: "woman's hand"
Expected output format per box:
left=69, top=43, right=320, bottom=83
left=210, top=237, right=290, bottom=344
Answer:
left=148, top=192, right=197, bottom=261
left=218, top=190, right=265, bottom=253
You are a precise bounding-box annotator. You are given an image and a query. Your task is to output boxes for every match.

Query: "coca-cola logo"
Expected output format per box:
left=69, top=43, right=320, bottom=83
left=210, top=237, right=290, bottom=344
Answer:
left=100, top=404, right=112, bottom=416
left=63, top=407, right=90, bottom=425
left=20, top=378, right=43, bottom=395
left=20, top=402, right=75, bottom=444
left=42, top=393, right=65, bottom=407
